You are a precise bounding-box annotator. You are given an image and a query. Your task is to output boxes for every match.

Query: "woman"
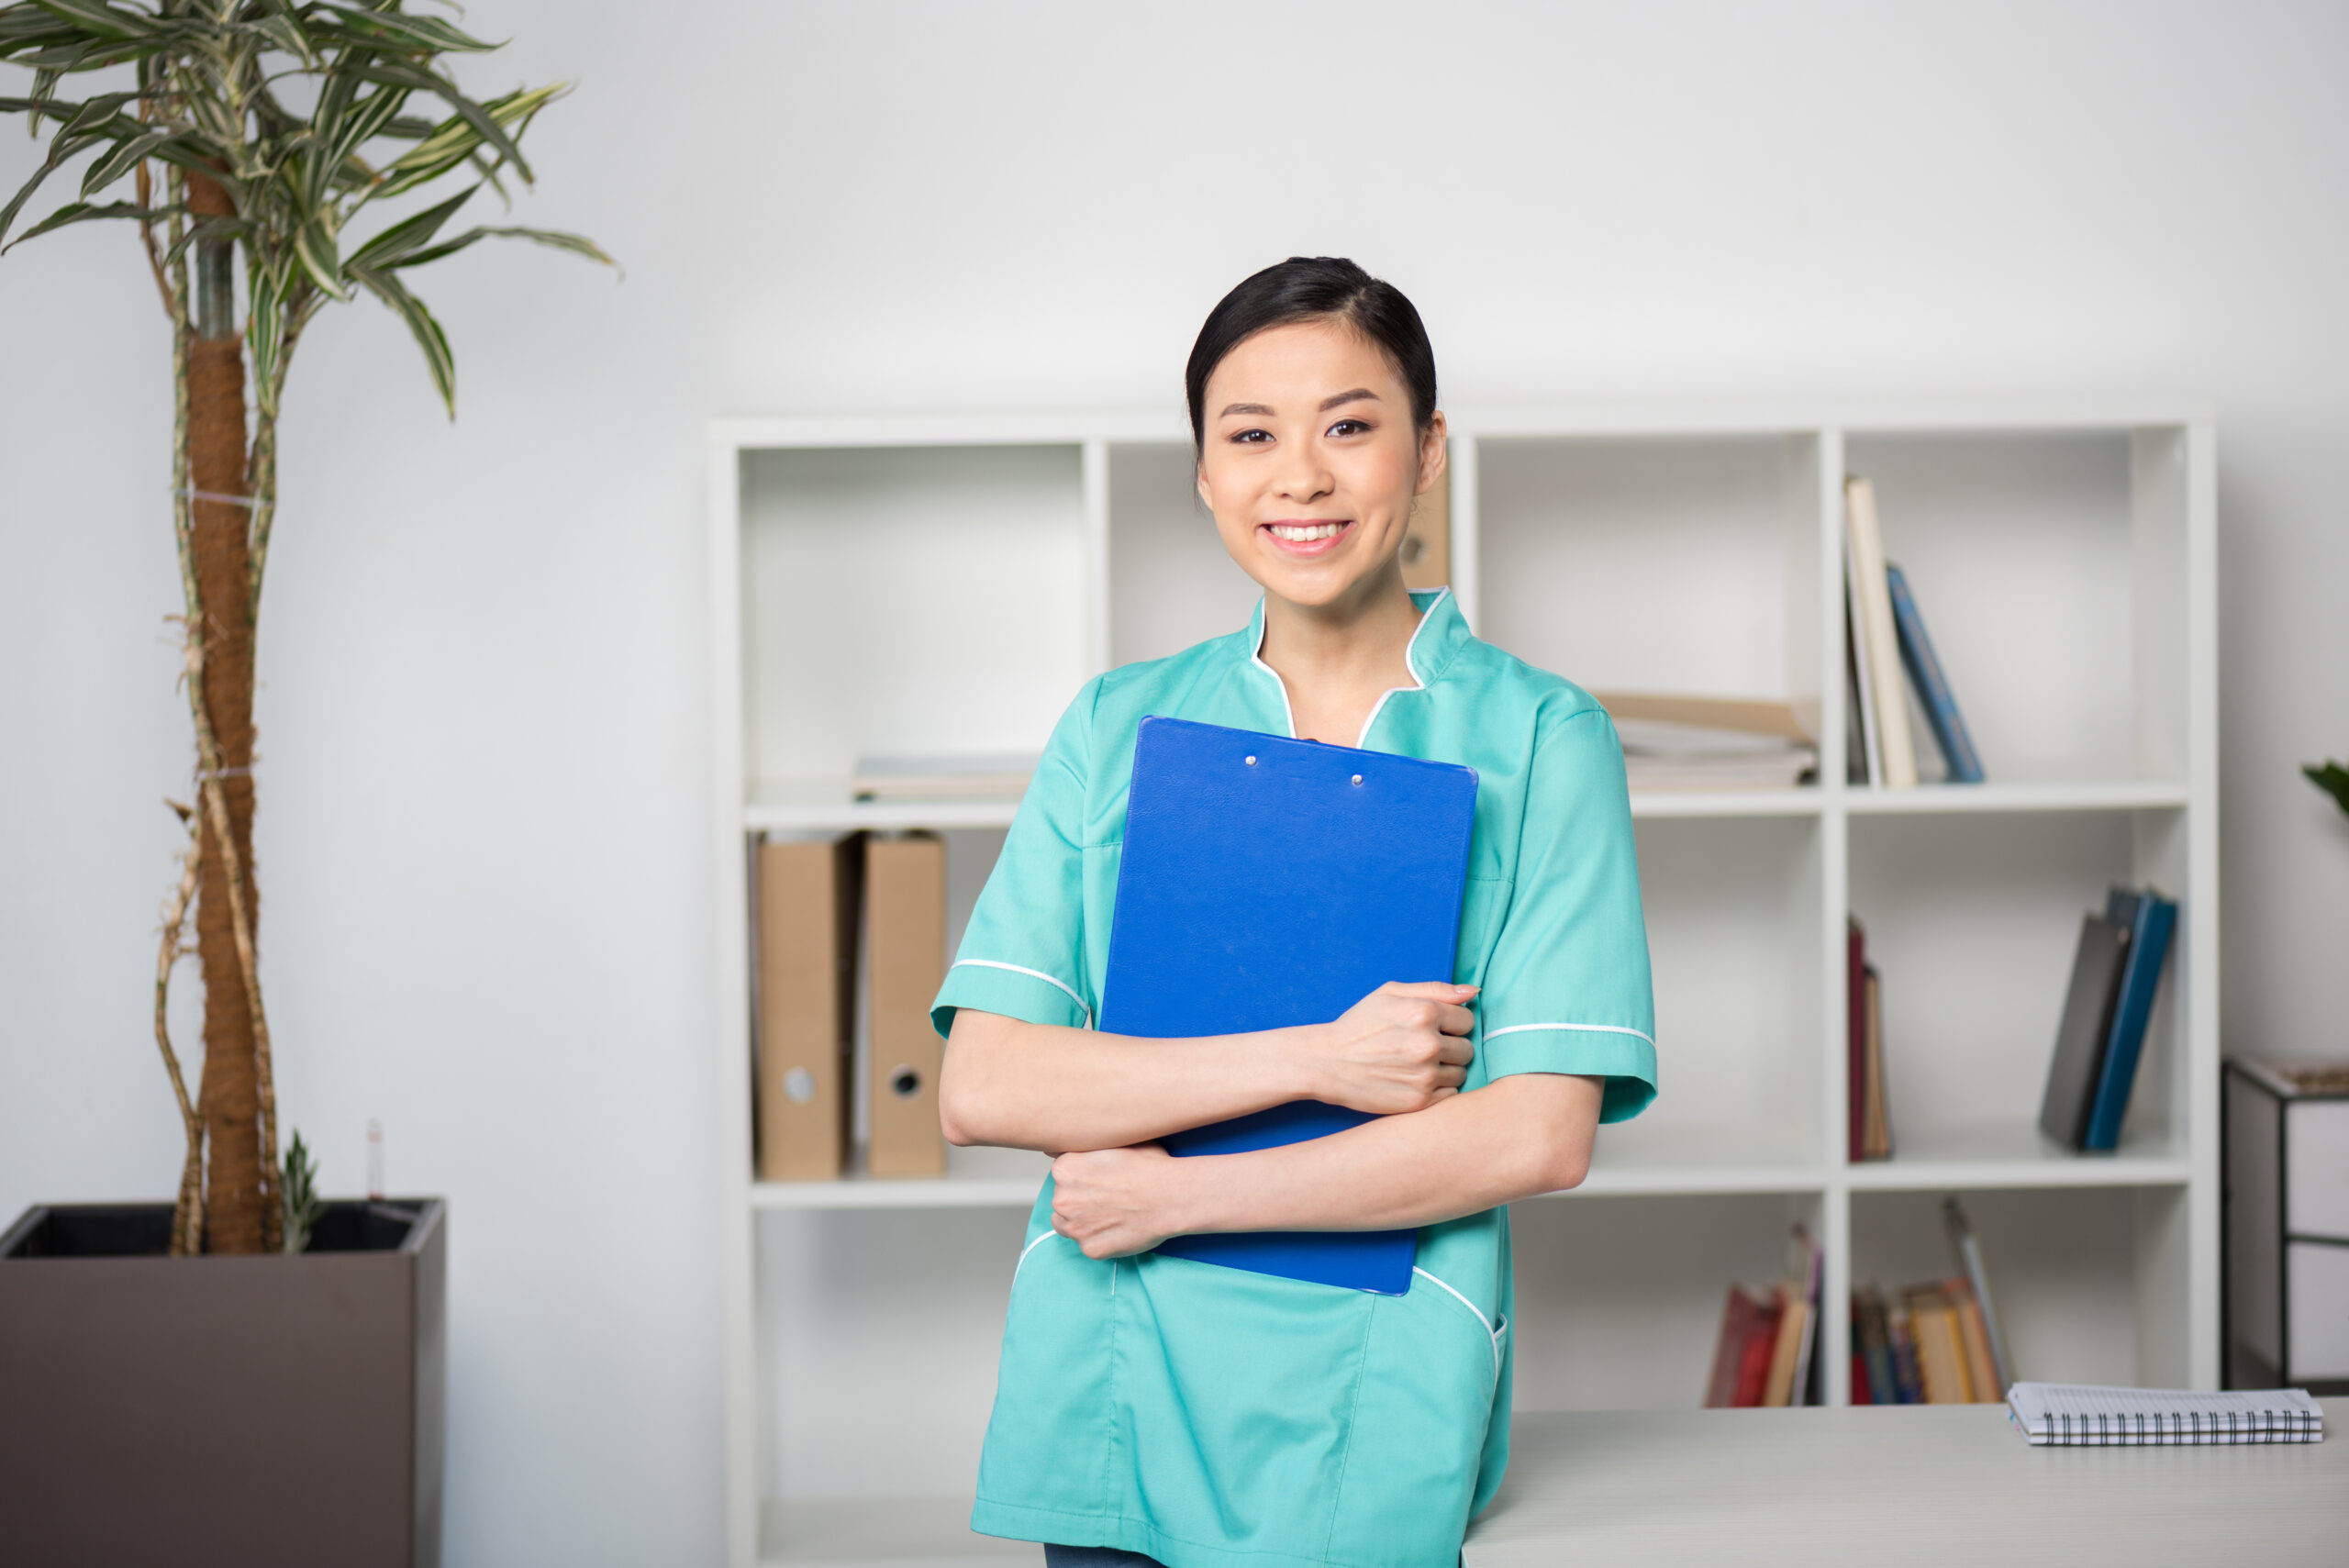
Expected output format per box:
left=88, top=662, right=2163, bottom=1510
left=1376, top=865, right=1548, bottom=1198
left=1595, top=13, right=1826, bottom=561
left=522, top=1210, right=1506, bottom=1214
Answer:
left=933, top=257, right=1657, bottom=1568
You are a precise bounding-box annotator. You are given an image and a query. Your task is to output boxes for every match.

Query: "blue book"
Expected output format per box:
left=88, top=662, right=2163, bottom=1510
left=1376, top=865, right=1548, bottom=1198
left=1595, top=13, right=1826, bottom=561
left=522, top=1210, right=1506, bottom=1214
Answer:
left=1886, top=564, right=1985, bottom=784
left=1099, top=716, right=1479, bottom=1295
left=2079, top=888, right=2177, bottom=1152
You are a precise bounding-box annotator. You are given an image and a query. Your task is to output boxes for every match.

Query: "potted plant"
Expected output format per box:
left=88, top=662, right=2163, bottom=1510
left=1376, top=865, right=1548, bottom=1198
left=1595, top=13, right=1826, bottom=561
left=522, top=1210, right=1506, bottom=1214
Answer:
left=0, top=6, right=607, bottom=1563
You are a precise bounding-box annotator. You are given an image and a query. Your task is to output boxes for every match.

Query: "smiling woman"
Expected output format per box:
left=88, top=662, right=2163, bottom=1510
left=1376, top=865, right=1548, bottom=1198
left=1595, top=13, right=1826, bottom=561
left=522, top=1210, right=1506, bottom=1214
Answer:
left=931, top=257, right=1659, bottom=1568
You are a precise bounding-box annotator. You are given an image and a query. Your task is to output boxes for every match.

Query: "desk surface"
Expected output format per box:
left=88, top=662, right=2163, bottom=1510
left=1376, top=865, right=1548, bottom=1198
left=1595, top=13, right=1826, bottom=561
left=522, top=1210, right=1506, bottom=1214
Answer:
left=1466, top=1407, right=2347, bottom=1568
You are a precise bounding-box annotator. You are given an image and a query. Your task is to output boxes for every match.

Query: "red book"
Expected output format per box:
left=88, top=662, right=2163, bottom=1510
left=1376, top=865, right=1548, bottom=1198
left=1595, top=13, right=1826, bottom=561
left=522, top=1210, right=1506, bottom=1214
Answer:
left=1733, top=1298, right=1784, bottom=1407
left=1847, top=918, right=1867, bottom=1162
left=1705, top=1285, right=1766, bottom=1407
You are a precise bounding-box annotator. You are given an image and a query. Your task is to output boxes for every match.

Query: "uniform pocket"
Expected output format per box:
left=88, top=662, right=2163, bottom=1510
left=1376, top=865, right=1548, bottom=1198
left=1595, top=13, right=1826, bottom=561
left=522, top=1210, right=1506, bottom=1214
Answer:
left=1322, top=1270, right=1501, bottom=1568
left=977, top=1230, right=1120, bottom=1520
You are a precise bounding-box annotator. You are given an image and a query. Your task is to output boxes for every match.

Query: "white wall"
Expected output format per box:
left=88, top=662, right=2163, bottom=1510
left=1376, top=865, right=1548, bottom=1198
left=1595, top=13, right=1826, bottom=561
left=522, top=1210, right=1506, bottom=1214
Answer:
left=4, top=2, right=2345, bottom=1561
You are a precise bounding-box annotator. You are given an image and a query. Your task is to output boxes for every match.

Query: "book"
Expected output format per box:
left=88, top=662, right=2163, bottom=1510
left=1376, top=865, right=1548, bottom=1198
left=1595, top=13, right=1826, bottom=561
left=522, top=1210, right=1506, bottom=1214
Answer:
left=2080, top=888, right=2178, bottom=1151
left=1860, top=964, right=1892, bottom=1160
left=2008, top=1383, right=2325, bottom=1446
left=1846, top=920, right=1867, bottom=1162
left=1762, top=1285, right=1811, bottom=1407
left=754, top=833, right=863, bottom=1182
left=1734, top=1297, right=1784, bottom=1407
left=1854, top=1287, right=1898, bottom=1406
left=1905, top=1284, right=1974, bottom=1403
left=1943, top=1196, right=2016, bottom=1395
left=1885, top=1299, right=1925, bottom=1404
left=1950, top=1281, right=2001, bottom=1403
left=1706, top=1284, right=1774, bottom=1407
left=1845, top=477, right=1918, bottom=789
left=1843, top=523, right=1883, bottom=788
left=2036, top=912, right=2130, bottom=1150
left=1591, top=694, right=1818, bottom=793
left=1781, top=1225, right=1823, bottom=1407
left=1885, top=563, right=1984, bottom=784
left=1101, top=717, right=1478, bottom=1295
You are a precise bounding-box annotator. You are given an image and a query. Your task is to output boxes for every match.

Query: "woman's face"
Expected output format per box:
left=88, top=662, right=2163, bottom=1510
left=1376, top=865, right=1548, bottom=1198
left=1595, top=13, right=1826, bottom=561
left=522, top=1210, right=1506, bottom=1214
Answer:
left=1197, top=317, right=1446, bottom=614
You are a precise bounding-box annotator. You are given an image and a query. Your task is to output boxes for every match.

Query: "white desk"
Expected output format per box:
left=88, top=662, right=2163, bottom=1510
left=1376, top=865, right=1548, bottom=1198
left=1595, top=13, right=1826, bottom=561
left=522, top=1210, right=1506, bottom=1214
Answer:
left=1466, top=1407, right=2347, bottom=1568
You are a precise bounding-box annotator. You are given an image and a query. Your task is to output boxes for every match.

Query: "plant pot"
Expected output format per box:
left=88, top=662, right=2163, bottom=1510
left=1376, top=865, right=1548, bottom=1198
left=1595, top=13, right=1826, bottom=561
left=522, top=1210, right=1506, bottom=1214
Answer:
left=0, top=1198, right=446, bottom=1568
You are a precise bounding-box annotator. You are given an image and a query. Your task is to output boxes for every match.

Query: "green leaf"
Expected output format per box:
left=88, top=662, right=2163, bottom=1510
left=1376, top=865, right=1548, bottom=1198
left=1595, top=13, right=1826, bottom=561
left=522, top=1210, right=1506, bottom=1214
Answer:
left=317, top=4, right=498, bottom=54
left=353, top=61, right=533, bottom=184
left=351, top=262, right=455, bottom=417
left=291, top=214, right=350, bottom=301
left=2307, top=762, right=2349, bottom=817
left=3, top=196, right=170, bottom=250
left=396, top=222, right=617, bottom=273
left=371, top=83, right=563, bottom=201
left=345, top=182, right=473, bottom=270
left=78, top=126, right=174, bottom=197
left=26, top=1, right=155, bottom=44
left=247, top=266, right=284, bottom=416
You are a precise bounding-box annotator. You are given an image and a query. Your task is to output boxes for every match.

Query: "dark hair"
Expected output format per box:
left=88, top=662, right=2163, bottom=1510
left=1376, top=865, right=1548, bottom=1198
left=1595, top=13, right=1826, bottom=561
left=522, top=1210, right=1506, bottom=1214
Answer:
left=1185, top=256, right=1437, bottom=450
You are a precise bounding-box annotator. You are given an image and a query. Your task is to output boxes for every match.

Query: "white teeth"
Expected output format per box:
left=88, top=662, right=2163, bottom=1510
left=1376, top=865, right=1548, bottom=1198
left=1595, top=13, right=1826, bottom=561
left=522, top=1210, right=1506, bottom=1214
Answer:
left=1269, top=522, right=1343, bottom=541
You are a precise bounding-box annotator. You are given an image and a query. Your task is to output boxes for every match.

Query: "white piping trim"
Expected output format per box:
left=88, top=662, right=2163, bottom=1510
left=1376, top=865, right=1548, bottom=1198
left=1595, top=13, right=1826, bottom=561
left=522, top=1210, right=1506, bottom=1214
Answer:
left=1011, top=1229, right=1061, bottom=1286
left=1353, top=587, right=1449, bottom=749
left=1246, top=603, right=1299, bottom=740
left=1412, top=1263, right=1505, bottom=1379
left=1484, top=1021, right=1657, bottom=1049
left=949, top=960, right=1092, bottom=1029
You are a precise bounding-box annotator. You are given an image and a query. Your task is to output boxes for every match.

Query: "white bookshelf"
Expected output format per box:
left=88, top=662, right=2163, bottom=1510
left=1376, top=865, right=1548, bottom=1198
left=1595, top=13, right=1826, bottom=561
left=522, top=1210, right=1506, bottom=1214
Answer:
left=709, top=400, right=2218, bottom=1568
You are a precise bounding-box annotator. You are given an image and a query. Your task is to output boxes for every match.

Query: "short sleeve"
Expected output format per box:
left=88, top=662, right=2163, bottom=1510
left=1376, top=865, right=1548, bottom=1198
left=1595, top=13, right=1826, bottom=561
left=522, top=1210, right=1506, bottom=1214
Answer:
left=930, top=680, right=1097, bottom=1039
left=1478, top=707, right=1658, bottom=1122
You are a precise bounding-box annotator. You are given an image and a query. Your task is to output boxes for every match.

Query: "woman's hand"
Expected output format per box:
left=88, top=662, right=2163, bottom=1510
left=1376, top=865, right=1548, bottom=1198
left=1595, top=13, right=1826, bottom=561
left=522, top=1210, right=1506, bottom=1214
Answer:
left=1050, top=1144, right=1186, bottom=1259
left=1303, top=981, right=1478, bottom=1116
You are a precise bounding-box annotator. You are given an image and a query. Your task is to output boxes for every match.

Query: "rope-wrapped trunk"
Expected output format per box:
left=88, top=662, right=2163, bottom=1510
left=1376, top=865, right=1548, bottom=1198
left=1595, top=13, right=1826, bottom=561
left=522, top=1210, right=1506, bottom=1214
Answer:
left=184, top=168, right=278, bottom=1254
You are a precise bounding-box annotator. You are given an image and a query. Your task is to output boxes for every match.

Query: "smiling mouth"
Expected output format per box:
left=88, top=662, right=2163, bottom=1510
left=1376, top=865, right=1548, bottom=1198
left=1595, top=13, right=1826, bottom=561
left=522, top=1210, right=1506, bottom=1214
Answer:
left=1260, top=519, right=1354, bottom=555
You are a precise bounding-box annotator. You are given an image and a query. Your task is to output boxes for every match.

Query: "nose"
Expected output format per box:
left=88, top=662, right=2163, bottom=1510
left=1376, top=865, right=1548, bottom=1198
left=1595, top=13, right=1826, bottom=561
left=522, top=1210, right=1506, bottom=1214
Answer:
left=1275, top=446, right=1334, bottom=506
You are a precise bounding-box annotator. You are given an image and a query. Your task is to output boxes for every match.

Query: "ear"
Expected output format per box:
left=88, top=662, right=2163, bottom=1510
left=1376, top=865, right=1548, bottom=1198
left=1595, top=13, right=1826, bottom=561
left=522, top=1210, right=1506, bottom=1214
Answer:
left=1414, top=411, right=1450, bottom=495
left=1196, top=462, right=1212, bottom=512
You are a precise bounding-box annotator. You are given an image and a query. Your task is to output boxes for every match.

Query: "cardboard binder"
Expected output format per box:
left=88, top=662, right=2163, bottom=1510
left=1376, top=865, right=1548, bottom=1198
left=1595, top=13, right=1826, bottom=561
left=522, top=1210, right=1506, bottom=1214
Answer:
left=755, top=833, right=863, bottom=1182
left=865, top=832, right=949, bottom=1176
left=1101, top=716, right=1479, bottom=1295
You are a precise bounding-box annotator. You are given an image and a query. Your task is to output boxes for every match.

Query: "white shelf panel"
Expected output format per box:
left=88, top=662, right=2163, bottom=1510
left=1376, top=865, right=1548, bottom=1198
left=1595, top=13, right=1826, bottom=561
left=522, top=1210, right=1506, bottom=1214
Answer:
left=760, top=1497, right=1026, bottom=1568
left=1570, top=1121, right=1826, bottom=1195
left=746, top=790, right=1022, bottom=835
left=1843, top=1120, right=2190, bottom=1191
left=1628, top=787, right=1820, bottom=819
left=1841, top=780, right=2189, bottom=816
left=752, top=1146, right=1049, bottom=1211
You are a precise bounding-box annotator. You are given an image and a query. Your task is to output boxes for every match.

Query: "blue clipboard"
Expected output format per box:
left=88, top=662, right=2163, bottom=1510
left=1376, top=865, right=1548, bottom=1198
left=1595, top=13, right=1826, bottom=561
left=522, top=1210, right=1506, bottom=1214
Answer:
left=1098, top=716, right=1479, bottom=1295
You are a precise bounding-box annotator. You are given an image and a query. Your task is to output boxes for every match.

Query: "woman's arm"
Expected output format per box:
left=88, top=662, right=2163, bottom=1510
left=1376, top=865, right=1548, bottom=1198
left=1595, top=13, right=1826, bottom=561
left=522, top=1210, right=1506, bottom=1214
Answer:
left=1043, top=1072, right=1604, bottom=1257
left=937, top=982, right=1480, bottom=1153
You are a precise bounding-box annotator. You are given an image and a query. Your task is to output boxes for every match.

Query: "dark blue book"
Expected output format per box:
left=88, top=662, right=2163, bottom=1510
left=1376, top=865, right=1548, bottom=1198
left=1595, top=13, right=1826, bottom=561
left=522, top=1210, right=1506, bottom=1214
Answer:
left=1886, top=563, right=1985, bottom=784
left=2079, top=888, right=2178, bottom=1152
left=1099, top=716, right=1478, bottom=1296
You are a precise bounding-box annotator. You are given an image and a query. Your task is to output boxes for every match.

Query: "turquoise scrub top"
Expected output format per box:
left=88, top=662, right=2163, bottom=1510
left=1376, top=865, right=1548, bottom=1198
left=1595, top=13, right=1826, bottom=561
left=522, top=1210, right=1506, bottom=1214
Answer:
left=931, top=589, right=1658, bottom=1568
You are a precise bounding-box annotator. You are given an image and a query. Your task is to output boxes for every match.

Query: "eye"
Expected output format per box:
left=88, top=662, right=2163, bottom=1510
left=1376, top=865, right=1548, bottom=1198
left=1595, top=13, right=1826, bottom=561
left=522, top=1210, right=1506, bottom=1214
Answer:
left=1227, top=427, right=1274, bottom=445
left=1326, top=417, right=1373, bottom=438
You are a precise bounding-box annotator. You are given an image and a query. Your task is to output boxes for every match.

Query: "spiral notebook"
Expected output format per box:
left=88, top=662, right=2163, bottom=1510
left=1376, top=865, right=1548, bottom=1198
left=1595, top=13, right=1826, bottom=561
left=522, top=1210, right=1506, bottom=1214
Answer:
left=2008, top=1382, right=2325, bottom=1445
left=1098, top=716, right=1478, bottom=1296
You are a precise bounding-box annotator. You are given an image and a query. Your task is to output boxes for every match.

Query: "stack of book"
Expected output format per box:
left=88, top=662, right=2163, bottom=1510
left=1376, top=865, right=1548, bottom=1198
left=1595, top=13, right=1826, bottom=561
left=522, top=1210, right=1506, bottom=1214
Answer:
left=1591, top=693, right=1818, bottom=793
left=2036, top=885, right=2179, bottom=1153
left=1704, top=1226, right=1823, bottom=1407
left=1847, top=917, right=1892, bottom=1161
left=1853, top=1199, right=2017, bottom=1406
left=753, top=830, right=952, bottom=1181
left=1845, top=476, right=1983, bottom=788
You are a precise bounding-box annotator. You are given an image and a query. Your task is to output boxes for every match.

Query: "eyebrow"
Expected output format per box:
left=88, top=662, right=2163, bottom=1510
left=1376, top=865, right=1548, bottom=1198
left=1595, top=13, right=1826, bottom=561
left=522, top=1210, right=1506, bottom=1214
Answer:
left=1215, top=388, right=1384, bottom=420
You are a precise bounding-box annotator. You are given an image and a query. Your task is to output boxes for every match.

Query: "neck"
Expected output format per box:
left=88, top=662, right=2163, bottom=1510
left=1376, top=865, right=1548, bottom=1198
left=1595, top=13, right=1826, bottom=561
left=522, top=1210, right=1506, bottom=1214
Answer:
left=1256, top=564, right=1423, bottom=744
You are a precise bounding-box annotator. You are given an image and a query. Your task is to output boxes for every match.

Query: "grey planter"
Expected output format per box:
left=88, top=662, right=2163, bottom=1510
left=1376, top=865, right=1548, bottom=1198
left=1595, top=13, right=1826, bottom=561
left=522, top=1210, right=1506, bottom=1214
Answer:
left=0, top=1197, right=446, bottom=1568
